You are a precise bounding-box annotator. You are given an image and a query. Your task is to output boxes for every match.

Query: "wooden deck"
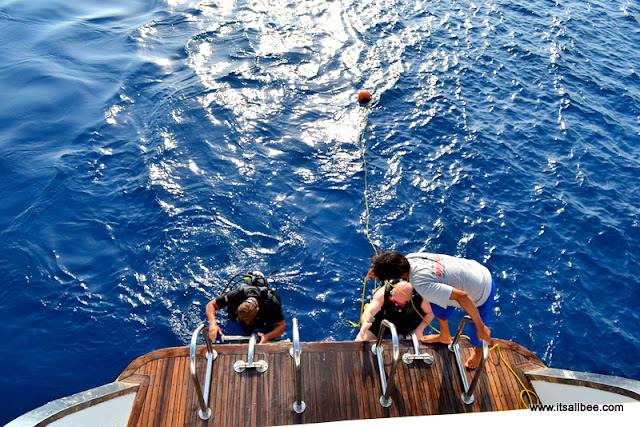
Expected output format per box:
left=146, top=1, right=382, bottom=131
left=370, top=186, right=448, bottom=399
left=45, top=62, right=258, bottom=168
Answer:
left=117, top=338, right=545, bottom=426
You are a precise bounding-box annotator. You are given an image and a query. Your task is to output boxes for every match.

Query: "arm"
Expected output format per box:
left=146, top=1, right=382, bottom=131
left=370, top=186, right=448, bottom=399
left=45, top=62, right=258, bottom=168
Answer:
left=356, top=287, right=384, bottom=340
left=450, top=288, right=491, bottom=342
left=206, top=298, right=223, bottom=342
left=258, top=320, right=286, bottom=344
left=412, top=299, right=435, bottom=339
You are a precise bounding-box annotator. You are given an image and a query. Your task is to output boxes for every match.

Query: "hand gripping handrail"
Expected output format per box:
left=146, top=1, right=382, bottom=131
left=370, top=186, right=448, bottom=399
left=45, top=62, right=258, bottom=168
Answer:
left=371, top=320, right=400, bottom=407
left=189, top=324, right=218, bottom=420
left=288, top=318, right=306, bottom=413
left=448, top=315, right=489, bottom=404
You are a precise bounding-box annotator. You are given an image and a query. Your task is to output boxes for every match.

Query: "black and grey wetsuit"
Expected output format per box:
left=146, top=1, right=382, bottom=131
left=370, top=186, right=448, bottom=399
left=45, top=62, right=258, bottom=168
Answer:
left=216, top=283, right=284, bottom=332
left=369, top=283, right=426, bottom=337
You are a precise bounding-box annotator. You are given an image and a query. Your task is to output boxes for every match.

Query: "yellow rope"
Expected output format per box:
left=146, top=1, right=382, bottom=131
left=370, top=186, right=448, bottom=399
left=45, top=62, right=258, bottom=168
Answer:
left=387, top=284, right=536, bottom=405
left=351, top=105, right=438, bottom=331
left=350, top=104, right=377, bottom=327
left=359, top=108, right=377, bottom=255
left=489, top=343, right=540, bottom=408
left=352, top=102, right=538, bottom=407
left=348, top=275, right=370, bottom=327
left=352, top=105, right=434, bottom=334
left=386, top=281, right=439, bottom=334
left=357, top=281, right=539, bottom=407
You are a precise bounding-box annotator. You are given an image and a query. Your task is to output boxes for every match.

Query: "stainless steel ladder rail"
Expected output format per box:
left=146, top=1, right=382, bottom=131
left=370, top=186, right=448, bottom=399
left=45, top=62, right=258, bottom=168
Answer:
left=371, top=320, right=400, bottom=407
left=229, top=333, right=269, bottom=373
left=288, top=317, right=305, bottom=413
left=448, top=315, right=489, bottom=404
left=189, top=324, right=218, bottom=420
left=402, top=332, right=435, bottom=365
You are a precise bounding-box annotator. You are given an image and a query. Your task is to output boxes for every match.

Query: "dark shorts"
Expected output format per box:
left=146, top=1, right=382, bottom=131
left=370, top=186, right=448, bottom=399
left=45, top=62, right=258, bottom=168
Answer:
left=430, top=280, right=496, bottom=347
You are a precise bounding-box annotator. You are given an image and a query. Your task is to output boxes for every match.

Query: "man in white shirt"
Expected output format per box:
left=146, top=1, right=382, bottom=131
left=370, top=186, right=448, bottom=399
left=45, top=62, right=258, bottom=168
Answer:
left=367, top=250, right=496, bottom=369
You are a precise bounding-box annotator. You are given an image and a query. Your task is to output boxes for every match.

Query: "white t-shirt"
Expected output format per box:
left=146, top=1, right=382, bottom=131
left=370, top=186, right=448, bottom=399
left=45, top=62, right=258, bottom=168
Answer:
left=407, top=253, right=492, bottom=309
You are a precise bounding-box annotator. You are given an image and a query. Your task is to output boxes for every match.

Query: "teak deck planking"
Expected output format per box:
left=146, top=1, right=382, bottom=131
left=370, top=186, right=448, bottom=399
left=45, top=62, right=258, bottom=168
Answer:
left=117, top=339, right=545, bottom=426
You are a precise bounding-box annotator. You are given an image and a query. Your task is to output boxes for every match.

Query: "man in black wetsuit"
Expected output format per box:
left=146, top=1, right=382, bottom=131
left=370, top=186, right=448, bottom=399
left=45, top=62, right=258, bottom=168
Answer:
left=355, top=280, right=434, bottom=341
left=206, top=272, right=285, bottom=344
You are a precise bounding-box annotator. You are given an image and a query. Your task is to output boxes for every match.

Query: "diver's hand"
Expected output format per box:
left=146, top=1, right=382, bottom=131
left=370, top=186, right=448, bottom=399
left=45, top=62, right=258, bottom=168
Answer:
left=412, top=326, right=425, bottom=340
left=477, top=324, right=491, bottom=343
left=359, top=321, right=373, bottom=336
left=208, top=323, right=222, bottom=342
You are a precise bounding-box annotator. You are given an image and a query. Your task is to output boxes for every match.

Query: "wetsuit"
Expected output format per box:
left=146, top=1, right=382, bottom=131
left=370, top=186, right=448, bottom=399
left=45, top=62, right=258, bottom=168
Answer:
left=215, top=284, right=284, bottom=333
left=369, top=283, right=427, bottom=337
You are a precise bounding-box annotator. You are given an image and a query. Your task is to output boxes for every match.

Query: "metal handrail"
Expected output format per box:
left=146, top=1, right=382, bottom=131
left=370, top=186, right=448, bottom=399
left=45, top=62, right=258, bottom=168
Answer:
left=189, top=324, right=218, bottom=420
left=221, top=334, right=252, bottom=342
left=402, top=332, right=435, bottom=365
left=288, top=318, right=306, bottom=413
left=448, top=315, right=489, bottom=404
left=232, top=334, right=269, bottom=373
left=371, top=320, right=400, bottom=407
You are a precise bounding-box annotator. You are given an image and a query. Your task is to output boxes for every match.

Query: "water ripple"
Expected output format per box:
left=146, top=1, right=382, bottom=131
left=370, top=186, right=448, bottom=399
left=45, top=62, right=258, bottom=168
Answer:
left=2, top=1, right=640, bottom=423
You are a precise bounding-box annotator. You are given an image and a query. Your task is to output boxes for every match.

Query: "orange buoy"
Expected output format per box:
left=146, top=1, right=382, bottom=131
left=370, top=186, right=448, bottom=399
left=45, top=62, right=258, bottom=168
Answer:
left=358, top=90, right=372, bottom=105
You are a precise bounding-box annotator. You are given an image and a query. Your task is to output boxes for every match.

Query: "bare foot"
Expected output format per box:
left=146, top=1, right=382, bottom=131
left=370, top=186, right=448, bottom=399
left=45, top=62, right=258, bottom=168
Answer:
left=420, top=334, right=453, bottom=345
left=464, top=347, right=483, bottom=370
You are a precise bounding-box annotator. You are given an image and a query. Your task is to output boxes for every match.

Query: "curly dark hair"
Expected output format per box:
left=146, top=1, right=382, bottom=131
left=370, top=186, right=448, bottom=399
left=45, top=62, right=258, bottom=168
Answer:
left=369, top=251, right=410, bottom=282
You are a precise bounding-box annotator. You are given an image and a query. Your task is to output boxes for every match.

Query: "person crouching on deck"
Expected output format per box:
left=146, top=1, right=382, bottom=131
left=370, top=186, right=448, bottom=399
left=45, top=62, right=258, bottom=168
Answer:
left=206, top=274, right=285, bottom=344
left=367, top=251, right=495, bottom=369
left=355, top=280, right=434, bottom=342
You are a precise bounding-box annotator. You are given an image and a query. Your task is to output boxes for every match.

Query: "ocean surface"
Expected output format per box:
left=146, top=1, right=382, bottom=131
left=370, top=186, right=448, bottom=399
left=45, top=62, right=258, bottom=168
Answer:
left=1, top=0, right=639, bottom=423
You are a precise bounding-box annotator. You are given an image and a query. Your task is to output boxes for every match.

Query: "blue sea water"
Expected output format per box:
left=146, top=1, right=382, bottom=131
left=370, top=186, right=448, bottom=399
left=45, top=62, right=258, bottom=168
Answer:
left=1, top=0, right=639, bottom=423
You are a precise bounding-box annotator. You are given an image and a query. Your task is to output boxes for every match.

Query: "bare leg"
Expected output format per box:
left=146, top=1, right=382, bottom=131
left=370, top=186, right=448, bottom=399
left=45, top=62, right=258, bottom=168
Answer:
left=419, top=318, right=453, bottom=344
